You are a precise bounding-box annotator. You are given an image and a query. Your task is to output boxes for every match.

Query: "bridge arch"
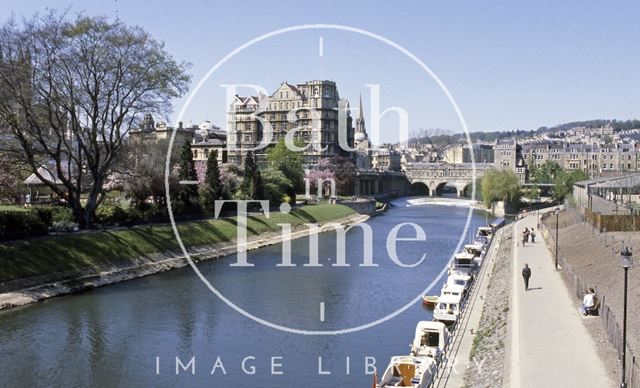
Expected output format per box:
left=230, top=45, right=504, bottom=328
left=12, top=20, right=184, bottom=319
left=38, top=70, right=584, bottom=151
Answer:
left=404, top=162, right=491, bottom=198
left=409, top=181, right=430, bottom=196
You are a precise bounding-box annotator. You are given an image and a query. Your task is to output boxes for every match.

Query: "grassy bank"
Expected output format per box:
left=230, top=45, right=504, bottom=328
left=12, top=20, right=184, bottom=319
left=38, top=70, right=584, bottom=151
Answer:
left=0, top=204, right=356, bottom=285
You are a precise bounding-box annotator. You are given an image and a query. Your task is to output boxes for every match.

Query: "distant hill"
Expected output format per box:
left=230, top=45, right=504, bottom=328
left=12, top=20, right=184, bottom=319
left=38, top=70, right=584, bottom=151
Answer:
left=537, top=119, right=640, bottom=133
left=407, top=119, right=640, bottom=146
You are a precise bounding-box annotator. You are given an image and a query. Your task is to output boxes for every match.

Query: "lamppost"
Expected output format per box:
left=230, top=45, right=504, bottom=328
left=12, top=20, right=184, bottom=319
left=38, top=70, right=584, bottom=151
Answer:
left=620, top=247, right=633, bottom=388
left=554, top=207, right=560, bottom=270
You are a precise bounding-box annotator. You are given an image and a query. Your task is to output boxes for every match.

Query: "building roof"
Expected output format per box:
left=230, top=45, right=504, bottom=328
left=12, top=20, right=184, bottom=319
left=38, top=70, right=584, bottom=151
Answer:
left=24, top=166, right=66, bottom=186
left=574, top=172, right=640, bottom=189
left=192, top=138, right=225, bottom=146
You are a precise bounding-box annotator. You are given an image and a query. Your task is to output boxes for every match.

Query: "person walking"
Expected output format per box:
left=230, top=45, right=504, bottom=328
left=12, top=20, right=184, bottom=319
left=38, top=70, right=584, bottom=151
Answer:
left=530, top=228, right=536, bottom=243
left=522, top=229, right=528, bottom=247
left=522, top=264, right=532, bottom=291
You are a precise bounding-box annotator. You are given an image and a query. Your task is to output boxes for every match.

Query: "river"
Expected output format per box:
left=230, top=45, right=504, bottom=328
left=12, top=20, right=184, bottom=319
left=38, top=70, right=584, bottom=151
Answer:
left=0, top=198, right=490, bottom=387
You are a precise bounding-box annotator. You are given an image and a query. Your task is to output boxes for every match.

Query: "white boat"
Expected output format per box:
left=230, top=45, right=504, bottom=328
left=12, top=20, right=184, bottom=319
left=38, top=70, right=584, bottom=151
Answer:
left=447, top=272, right=472, bottom=292
left=378, top=355, right=438, bottom=388
left=464, top=243, right=486, bottom=265
left=433, top=293, right=464, bottom=326
left=449, top=251, right=476, bottom=275
left=474, top=235, right=489, bottom=247
left=410, top=321, right=450, bottom=362
left=441, top=282, right=467, bottom=301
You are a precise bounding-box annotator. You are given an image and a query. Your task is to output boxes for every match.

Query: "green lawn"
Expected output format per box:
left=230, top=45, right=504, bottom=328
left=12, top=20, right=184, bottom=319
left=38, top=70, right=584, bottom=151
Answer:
left=0, top=205, right=31, bottom=213
left=0, top=204, right=356, bottom=284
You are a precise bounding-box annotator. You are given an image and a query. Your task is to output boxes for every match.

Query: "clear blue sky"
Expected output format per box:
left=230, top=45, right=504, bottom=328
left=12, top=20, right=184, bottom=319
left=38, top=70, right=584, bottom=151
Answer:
left=1, top=1, right=639, bottom=144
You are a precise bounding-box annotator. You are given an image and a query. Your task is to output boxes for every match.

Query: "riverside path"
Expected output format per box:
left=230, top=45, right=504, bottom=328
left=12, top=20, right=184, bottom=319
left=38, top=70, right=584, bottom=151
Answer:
left=505, top=215, right=614, bottom=387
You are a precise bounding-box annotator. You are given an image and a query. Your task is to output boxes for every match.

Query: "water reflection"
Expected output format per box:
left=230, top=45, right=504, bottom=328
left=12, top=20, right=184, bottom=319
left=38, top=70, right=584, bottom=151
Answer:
left=0, top=202, right=488, bottom=387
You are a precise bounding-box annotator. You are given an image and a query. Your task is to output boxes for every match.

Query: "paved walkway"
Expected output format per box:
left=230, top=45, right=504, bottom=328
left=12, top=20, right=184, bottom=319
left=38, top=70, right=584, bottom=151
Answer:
left=505, top=215, right=614, bottom=388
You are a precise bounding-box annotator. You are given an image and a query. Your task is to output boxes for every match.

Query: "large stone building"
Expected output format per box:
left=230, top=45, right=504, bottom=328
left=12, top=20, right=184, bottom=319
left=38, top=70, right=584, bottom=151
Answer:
left=443, top=143, right=494, bottom=164
left=226, top=80, right=354, bottom=166
left=128, top=113, right=196, bottom=146
left=520, top=140, right=639, bottom=177
left=191, top=121, right=228, bottom=164
left=372, top=148, right=402, bottom=172
left=494, top=139, right=527, bottom=182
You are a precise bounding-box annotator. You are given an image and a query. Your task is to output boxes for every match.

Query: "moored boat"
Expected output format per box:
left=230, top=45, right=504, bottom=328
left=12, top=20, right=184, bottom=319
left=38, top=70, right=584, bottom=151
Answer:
left=422, top=295, right=438, bottom=309
left=490, top=217, right=506, bottom=230
left=410, top=321, right=450, bottom=363
left=476, top=226, right=493, bottom=239
left=378, top=355, right=438, bottom=388
left=446, top=272, right=471, bottom=292
left=464, top=242, right=486, bottom=266
left=433, top=293, right=463, bottom=326
left=449, top=251, right=476, bottom=276
left=441, top=282, right=467, bottom=301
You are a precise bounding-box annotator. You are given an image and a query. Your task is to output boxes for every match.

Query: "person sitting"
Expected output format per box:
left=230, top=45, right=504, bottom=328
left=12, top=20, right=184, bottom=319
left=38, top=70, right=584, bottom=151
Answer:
left=581, top=288, right=596, bottom=315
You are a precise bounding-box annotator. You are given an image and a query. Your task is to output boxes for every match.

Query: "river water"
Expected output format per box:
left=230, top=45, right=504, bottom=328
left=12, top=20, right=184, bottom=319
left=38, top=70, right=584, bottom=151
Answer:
left=0, top=198, right=489, bottom=387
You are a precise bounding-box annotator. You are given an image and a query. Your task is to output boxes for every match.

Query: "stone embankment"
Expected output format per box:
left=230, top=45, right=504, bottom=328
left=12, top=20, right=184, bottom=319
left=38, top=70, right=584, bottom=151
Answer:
left=463, top=224, right=513, bottom=387
left=0, top=213, right=368, bottom=311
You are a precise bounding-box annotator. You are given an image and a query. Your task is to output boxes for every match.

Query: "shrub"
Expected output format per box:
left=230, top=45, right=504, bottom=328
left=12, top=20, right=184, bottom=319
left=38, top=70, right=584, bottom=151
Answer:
left=50, top=221, right=79, bottom=233
left=34, top=207, right=53, bottom=226
left=95, top=204, right=127, bottom=225
left=51, top=206, right=75, bottom=223
left=0, top=211, right=48, bottom=241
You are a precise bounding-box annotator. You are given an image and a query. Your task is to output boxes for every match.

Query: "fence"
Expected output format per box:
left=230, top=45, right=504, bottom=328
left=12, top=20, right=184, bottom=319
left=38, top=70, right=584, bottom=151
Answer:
left=540, top=209, right=639, bottom=388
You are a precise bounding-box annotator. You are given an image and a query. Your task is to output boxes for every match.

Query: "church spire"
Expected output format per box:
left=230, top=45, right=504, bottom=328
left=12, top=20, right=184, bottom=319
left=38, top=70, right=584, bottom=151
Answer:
left=354, top=93, right=368, bottom=144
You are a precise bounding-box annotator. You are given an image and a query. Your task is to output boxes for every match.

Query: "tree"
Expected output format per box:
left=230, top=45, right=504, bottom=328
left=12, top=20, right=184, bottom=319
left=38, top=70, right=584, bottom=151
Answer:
left=525, top=184, right=540, bottom=201
left=262, top=168, right=292, bottom=206
left=531, top=161, right=562, bottom=184
left=177, top=140, right=199, bottom=212
left=481, top=169, right=521, bottom=208
left=305, top=158, right=335, bottom=197
left=116, top=139, right=181, bottom=213
left=332, top=155, right=356, bottom=195
left=199, top=150, right=222, bottom=213
left=0, top=152, right=27, bottom=203
left=0, top=13, right=190, bottom=227
left=553, top=169, right=587, bottom=201
left=266, top=139, right=304, bottom=202
left=240, top=151, right=264, bottom=200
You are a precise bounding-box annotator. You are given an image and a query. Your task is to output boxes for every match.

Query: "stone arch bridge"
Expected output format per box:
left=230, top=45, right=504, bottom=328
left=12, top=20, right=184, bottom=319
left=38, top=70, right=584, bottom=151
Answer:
left=404, top=162, right=493, bottom=197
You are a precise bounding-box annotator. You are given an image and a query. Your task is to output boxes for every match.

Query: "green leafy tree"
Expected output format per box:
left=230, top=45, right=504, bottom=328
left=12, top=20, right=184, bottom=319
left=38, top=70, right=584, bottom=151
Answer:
left=240, top=151, right=264, bottom=200
left=177, top=141, right=199, bottom=212
left=200, top=150, right=222, bottom=214
left=262, top=168, right=293, bottom=206
left=553, top=169, right=587, bottom=201
left=481, top=169, right=521, bottom=208
left=266, top=139, right=304, bottom=203
left=531, top=161, right=563, bottom=183
left=525, top=184, right=540, bottom=201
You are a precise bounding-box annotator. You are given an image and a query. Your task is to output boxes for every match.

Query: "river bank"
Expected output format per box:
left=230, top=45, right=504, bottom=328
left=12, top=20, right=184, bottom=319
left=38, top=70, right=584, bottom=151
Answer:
left=0, top=204, right=366, bottom=311
left=464, top=224, right=513, bottom=387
